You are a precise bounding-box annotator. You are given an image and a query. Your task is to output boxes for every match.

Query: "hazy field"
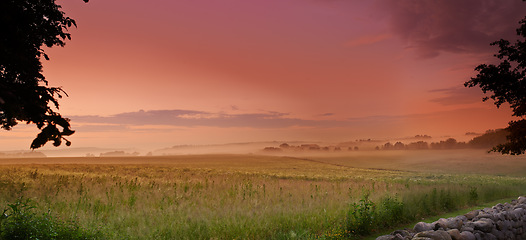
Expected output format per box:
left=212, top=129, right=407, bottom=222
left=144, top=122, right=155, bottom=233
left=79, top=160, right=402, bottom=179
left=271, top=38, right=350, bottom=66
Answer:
left=0, top=150, right=525, bottom=239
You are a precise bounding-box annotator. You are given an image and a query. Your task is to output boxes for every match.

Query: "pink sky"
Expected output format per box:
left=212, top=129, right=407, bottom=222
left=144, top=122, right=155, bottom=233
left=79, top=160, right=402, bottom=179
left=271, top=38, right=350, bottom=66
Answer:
left=1, top=0, right=525, bottom=151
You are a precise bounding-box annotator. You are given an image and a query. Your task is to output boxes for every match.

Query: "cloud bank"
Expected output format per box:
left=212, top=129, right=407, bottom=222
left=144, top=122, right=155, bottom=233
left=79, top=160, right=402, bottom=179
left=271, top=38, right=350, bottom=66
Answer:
left=70, top=107, right=506, bottom=131
left=72, top=110, right=323, bottom=129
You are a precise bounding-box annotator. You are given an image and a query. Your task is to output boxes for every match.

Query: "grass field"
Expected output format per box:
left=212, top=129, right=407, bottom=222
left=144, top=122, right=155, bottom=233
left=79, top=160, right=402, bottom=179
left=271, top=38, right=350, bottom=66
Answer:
left=0, top=150, right=525, bottom=239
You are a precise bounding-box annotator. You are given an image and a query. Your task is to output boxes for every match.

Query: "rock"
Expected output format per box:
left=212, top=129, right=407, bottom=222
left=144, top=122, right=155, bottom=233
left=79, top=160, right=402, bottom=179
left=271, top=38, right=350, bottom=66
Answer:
left=490, top=228, right=504, bottom=240
left=445, top=217, right=463, bottom=230
left=493, top=203, right=504, bottom=211
left=464, top=210, right=479, bottom=220
left=376, top=235, right=395, bottom=240
left=457, top=215, right=468, bottom=222
left=435, top=218, right=448, bottom=230
left=474, top=213, right=495, bottom=221
left=392, top=233, right=409, bottom=240
left=460, top=226, right=474, bottom=233
left=392, top=229, right=414, bottom=238
left=459, top=231, right=476, bottom=240
left=483, top=233, right=497, bottom=240
left=495, top=212, right=506, bottom=222
left=415, top=222, right=435, bottom=232
left=512, top=208, right=525, bottom=218
left=446, top=229, right=461, bottom=240
left=413, top=230, right=452, bottom=240
left=473, top=219, right=494, bottom=232
left=496, top=220, right=511, bottom=231
left=473, top=231, right=483, bottom=240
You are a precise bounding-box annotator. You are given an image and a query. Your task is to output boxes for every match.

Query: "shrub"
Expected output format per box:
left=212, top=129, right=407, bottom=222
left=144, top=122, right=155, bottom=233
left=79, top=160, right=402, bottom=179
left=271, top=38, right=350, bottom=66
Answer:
left=469, top=187, right=478, bottom=205
left=0, top=197, right=101, bottom=240
left=376, top=195, right=405, bottom=227
left=346, top=193, right=375, bottom=236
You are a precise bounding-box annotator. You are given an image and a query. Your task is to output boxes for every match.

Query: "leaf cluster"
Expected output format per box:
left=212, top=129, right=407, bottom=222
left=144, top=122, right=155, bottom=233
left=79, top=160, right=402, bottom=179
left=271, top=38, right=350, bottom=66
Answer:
left=465, top=13, right=526, bottom=155
left=0, top=0, right=88, bottom=148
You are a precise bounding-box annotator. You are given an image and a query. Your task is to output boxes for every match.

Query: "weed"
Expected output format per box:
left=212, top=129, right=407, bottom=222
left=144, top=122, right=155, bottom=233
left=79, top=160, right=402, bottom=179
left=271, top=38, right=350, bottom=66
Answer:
left=469, top=187, right=478, bottom=204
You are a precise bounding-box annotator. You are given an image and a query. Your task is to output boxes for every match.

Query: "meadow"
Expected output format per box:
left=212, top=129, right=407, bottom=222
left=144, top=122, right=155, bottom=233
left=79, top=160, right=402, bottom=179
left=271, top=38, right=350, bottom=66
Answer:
left=0, top=150, right=525, bottom=239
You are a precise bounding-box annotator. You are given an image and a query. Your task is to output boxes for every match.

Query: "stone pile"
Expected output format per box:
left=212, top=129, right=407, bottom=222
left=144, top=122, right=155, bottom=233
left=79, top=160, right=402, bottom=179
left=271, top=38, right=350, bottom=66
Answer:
left=376, top=196, right=526, bottom=240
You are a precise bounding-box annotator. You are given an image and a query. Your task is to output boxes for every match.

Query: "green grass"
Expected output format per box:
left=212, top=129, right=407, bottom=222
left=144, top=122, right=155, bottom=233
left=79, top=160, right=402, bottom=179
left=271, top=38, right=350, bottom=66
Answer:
left=0, top=152, right=524, bottom=239
left=0, top=197, right=102, bottom=240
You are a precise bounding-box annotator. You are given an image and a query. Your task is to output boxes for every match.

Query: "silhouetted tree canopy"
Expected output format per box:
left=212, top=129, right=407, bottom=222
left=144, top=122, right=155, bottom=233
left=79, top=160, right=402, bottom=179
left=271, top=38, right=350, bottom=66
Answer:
left=468, top=129, right=509, bottom=149
left=0, top=0, right=88, bottom=149
left=465, top=9, right=526, bottom=155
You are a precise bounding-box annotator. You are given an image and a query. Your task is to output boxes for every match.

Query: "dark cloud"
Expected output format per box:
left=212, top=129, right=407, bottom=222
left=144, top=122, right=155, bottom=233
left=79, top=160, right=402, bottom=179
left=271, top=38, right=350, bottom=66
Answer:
left=379, top=0, right=526, bottom=58
left=429, top=86, right=484, bottom=105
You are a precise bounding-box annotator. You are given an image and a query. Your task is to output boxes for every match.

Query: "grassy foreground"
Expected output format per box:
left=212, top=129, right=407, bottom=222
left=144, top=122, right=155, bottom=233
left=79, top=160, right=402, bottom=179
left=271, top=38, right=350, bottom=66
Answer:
left=0, top=151, right=525, bottom=239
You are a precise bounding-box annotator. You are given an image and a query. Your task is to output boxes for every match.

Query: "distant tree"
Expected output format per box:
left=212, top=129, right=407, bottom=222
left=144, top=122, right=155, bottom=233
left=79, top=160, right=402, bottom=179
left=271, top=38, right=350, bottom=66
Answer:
left=407, top=141, right=429, bottom=150
left=279, top=143, right=290, bottom=149
left=393, top=142, right=405, bottom=150
left=383, top=142, right=393, bottom=150
left=430, top=138, right=467, bottom=150
left=465, top=9, right=526, bottom=155
left=414, top=134, right=432, bottom=139
left=262, top=147, right=282, bottom=152
left=0, top=0, right=88, bottom=149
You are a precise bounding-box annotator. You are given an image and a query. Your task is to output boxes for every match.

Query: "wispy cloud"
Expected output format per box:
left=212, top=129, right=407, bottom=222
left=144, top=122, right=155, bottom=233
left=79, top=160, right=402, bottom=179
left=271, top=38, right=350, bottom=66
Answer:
left=318, top=113, right=335, bottom=117
left=345, top=33, right=391, bottom=47
left=429, top=86, right=484, bottom=105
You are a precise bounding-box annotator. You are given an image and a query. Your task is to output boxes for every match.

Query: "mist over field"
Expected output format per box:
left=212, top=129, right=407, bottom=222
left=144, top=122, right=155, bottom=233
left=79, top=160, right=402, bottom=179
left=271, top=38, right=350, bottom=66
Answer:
left=0, top=127, right=525, bottom=239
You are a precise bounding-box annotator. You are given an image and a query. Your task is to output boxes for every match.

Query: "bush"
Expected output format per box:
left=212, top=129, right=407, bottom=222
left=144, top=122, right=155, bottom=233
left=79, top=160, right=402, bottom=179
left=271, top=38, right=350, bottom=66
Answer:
left=346, top=193, right=376, bottom=236
left=0, top=197, right=101, bottom=240
left=376, top=195, right=405, bottom=226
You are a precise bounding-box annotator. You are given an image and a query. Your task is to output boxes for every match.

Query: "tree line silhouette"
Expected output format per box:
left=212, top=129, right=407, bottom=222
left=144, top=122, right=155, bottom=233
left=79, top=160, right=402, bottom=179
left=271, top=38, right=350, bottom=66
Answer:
left=377, top=129, right=508, bottom=151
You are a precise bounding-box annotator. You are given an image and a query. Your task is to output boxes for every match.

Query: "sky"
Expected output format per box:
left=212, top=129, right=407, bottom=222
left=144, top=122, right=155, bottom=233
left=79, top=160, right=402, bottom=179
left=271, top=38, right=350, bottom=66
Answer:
left=2, top=0, right=526, bottom=151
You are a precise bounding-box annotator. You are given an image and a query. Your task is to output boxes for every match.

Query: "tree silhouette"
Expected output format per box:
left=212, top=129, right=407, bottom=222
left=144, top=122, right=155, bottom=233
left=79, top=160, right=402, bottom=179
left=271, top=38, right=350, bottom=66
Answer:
left=0, top=0, right=88, bottom=149
left=465, top=9, right=526, bottom=155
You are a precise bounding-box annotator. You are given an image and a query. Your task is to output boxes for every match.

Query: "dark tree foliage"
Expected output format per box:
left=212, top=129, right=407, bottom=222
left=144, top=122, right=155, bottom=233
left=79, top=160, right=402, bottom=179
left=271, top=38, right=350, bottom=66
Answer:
left=468, top=129, right=509, bottom=149
left=0, top=0, right=88, bottom=149
left=465, top=12, right=526, bottom=155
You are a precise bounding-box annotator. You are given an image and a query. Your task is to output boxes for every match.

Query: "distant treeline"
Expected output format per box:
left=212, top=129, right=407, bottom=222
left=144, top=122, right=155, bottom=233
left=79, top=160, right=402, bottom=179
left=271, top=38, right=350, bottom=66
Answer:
left=262, top=129, right=509, bottom=152
left=377, top=129, right=508, bottom=151
left=97, top=151, right=140, bottom=157
left=263, top=143, right=359, bottom=152
left=0, top=151, right=46, bottom=158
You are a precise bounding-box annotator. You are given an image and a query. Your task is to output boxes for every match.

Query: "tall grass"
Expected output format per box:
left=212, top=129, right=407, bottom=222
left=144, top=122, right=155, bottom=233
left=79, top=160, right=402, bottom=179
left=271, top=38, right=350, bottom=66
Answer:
left=0, top=160, right=524, bottom=239
left=319, top=177, right=526, bottom=239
